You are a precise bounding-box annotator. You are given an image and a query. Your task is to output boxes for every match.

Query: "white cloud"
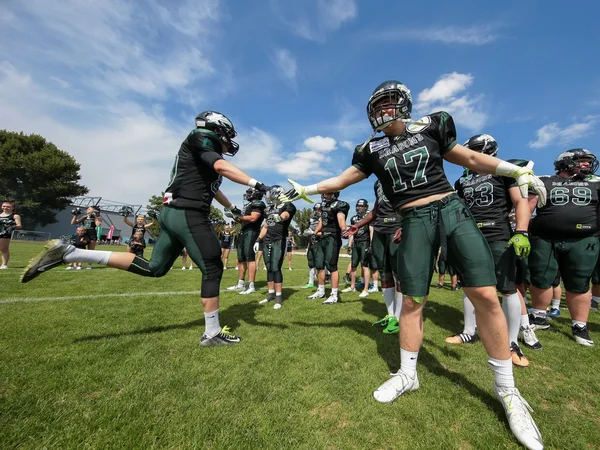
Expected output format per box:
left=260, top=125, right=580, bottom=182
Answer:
left=273, top=0, right=357, bottom=42
left=418, top=73, right=473, bottom=104
left=339, top=140, right=354, bottom=149
left=528, top=117, right=599, bottom=149
left=271, top=48, right=297, bottom=86
left=371, top=25, right=500, bottom=46
left=275, top=136, right=338, bottom=179
left=414, top=72, right=488, bottom=132
left=304, top=136, right=337, bottom=152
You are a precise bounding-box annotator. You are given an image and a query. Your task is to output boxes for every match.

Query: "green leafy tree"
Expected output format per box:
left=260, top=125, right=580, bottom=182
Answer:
left=145, top=193, right=164, bottom=237
left=293, top=207, right=313, bottom=248
left=0, top=130, right=89, bottom=229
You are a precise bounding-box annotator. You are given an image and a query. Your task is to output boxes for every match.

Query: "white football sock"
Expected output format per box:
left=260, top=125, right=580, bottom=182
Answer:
left=383, top=288, right=395, bottom=316
left=488, top=357, right=514, bottom=388
left=551, top=298, right=561, bottom=309
left=400, top=349, right=419, bottom=377
left=394, top=291, right=403, bottom=319
left=462, top=293, right=477, bottom=335
left=308, top=268, right=315, bottom=284
left=64, top=248, right=111, bottom=265
left=520, top=314, right=530, bottom=328
left=502, top=293, right=522, bottom=346
left=204, top=309, right=221, bottom=337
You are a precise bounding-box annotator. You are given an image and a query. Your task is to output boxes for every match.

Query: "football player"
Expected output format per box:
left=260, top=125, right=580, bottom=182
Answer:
left=21, top=110, right=273, bottom=347
left=279, top=80, right=545, bottom=449
left=0, top=200, right=22, bottom=269
left=343, top=199, right=372, bottom=298
left=528, top=149, right=599, bottom=347
left=344, top=180, right=403, bottom=334
left=451, top=135, right=541, bottom=367
left=303, top=202, right=322, bottom=288
left=255, top=186, right=297, bottom=309
left=227, top=188, right=266, bottom=294
left=308, top=192, right=349, bottom=304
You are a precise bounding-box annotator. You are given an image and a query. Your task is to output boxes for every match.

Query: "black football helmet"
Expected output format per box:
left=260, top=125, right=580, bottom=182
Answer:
left=244, top=188, right=263, bottom=202
left=463, top=134, right=498, bottom=157
left=356, top=199, right=368, bottom=214
left=313, top=202, right=322, bottom=212
left=367, top=80, right=412, bottom=132
left=265, top=185, right=284, bottom=206
left=321, top=192, right=340, bottom=205
left=195, top=111, right=239, bottom=157
left=554, top=149, right=598, bottom=176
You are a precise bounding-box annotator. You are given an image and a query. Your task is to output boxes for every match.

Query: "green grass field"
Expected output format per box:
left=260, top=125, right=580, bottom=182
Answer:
left=1, top=241, right=599, bottom=449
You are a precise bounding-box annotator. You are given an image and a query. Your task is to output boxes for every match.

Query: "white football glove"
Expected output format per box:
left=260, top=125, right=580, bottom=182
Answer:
left=496, top=161, right=547, bottom=208
left=280, top=179, right=315, bottom=204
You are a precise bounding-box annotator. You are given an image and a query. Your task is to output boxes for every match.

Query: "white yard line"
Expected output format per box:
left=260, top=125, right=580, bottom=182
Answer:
left=1, top=285, right=312, bottom=304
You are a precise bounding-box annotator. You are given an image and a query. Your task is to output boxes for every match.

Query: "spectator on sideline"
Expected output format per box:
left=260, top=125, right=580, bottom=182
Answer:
left=0, top=200, right=22, bottom=269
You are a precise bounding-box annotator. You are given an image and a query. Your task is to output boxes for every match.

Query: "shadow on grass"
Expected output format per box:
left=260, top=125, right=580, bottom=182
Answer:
left=423, top=300, right=466, bottom=335
left=74, top=297, right=287, bottom=342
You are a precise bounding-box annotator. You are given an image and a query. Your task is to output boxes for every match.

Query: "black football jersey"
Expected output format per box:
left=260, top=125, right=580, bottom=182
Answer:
left=372, top=181, right=401, bottom=234
left=352, top=111, right=457, bottom=210
left=454, top=171, right=517, bottom=242
left=308, top=213, right=321, bottom=232
left=350, top=213, right=370, bottom=243
left=131, top=224, right=146, bottom=237
left=163, top=129, right=224, bottom=212
left=530, top=175, right=600, bottom=239
left=0, top=213, right=16, bottom=236
left=241, top=200, right=266, bottom=234
left=321, top=200, right=350, bottom=238
left=221, top=231, right=232, bottom=244
left=264, top=203, right=297, bottom=243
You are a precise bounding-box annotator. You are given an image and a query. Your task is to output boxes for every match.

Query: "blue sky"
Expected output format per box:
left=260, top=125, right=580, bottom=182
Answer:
left=1, top=0, right=599, bottom=218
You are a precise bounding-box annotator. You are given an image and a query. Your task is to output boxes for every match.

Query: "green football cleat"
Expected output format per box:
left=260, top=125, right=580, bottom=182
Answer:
left=372, top=314, right=393, bottom=328
left=383, top=318, right=399, bottom=334
left=303, top=283, right=315, bottom=289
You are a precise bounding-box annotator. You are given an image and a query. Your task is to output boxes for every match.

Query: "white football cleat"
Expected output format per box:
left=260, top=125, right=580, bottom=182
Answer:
left=273, top=302, right=282, bottom=310
left=494, top=384, right=544, bottom=450
left=226, top=283, right=245, bottom=291
left=373, top=369, right=419, bottom=403
left=359, top=291, right=369, bottom=298
left=21, top=239, right=75, bottom=283
left=307, top=291, right=325, bottom=300
left=322, top=294, right=339, bottom=305
left=240, top=286, right=256, bottom=295
left=342, top=287, right=356, bottom=293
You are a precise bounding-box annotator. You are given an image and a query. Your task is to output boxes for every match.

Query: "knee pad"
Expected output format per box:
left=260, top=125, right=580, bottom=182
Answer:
left=201, top=278, right=221, bottom=298
left=325, top=263, right=338, bottom=272
left=274, top=270, right=283, bottom=284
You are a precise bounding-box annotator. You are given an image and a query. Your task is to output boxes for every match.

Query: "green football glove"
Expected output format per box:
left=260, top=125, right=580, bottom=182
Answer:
left=279, top=179, right=315, bottom=204
left=508, top=233, right=531, bottom=258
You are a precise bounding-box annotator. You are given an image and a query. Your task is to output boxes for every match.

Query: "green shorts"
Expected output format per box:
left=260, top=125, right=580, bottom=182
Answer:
left=263, top=240, right=285, bottom=272
left=371, top=230, right=399, bottom=276
left=487, top=240, right=517, bottom=295
left=351, top=240, right=371, bottom=269
left=316, top=234, right=342, bottom=272
left=397, top=194, right=496, bottom=298
left=306, top=238, right=321, bottom=269
left=529, top=236, right=599, bottom=294
left=592, top=256, right=600, bottom=285
left=237, top=229, right=258, bottom=262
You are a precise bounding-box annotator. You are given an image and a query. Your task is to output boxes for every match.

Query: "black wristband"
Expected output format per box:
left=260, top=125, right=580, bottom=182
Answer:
left=515, top=230, right=529, bottom=237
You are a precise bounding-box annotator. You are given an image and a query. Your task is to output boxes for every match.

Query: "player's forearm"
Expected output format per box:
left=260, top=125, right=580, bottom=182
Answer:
left=306, top=166, right=367, bottom=195
left=214, top=190, right=233, bottom=209
left=514, top=198, right=531, bottom=232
